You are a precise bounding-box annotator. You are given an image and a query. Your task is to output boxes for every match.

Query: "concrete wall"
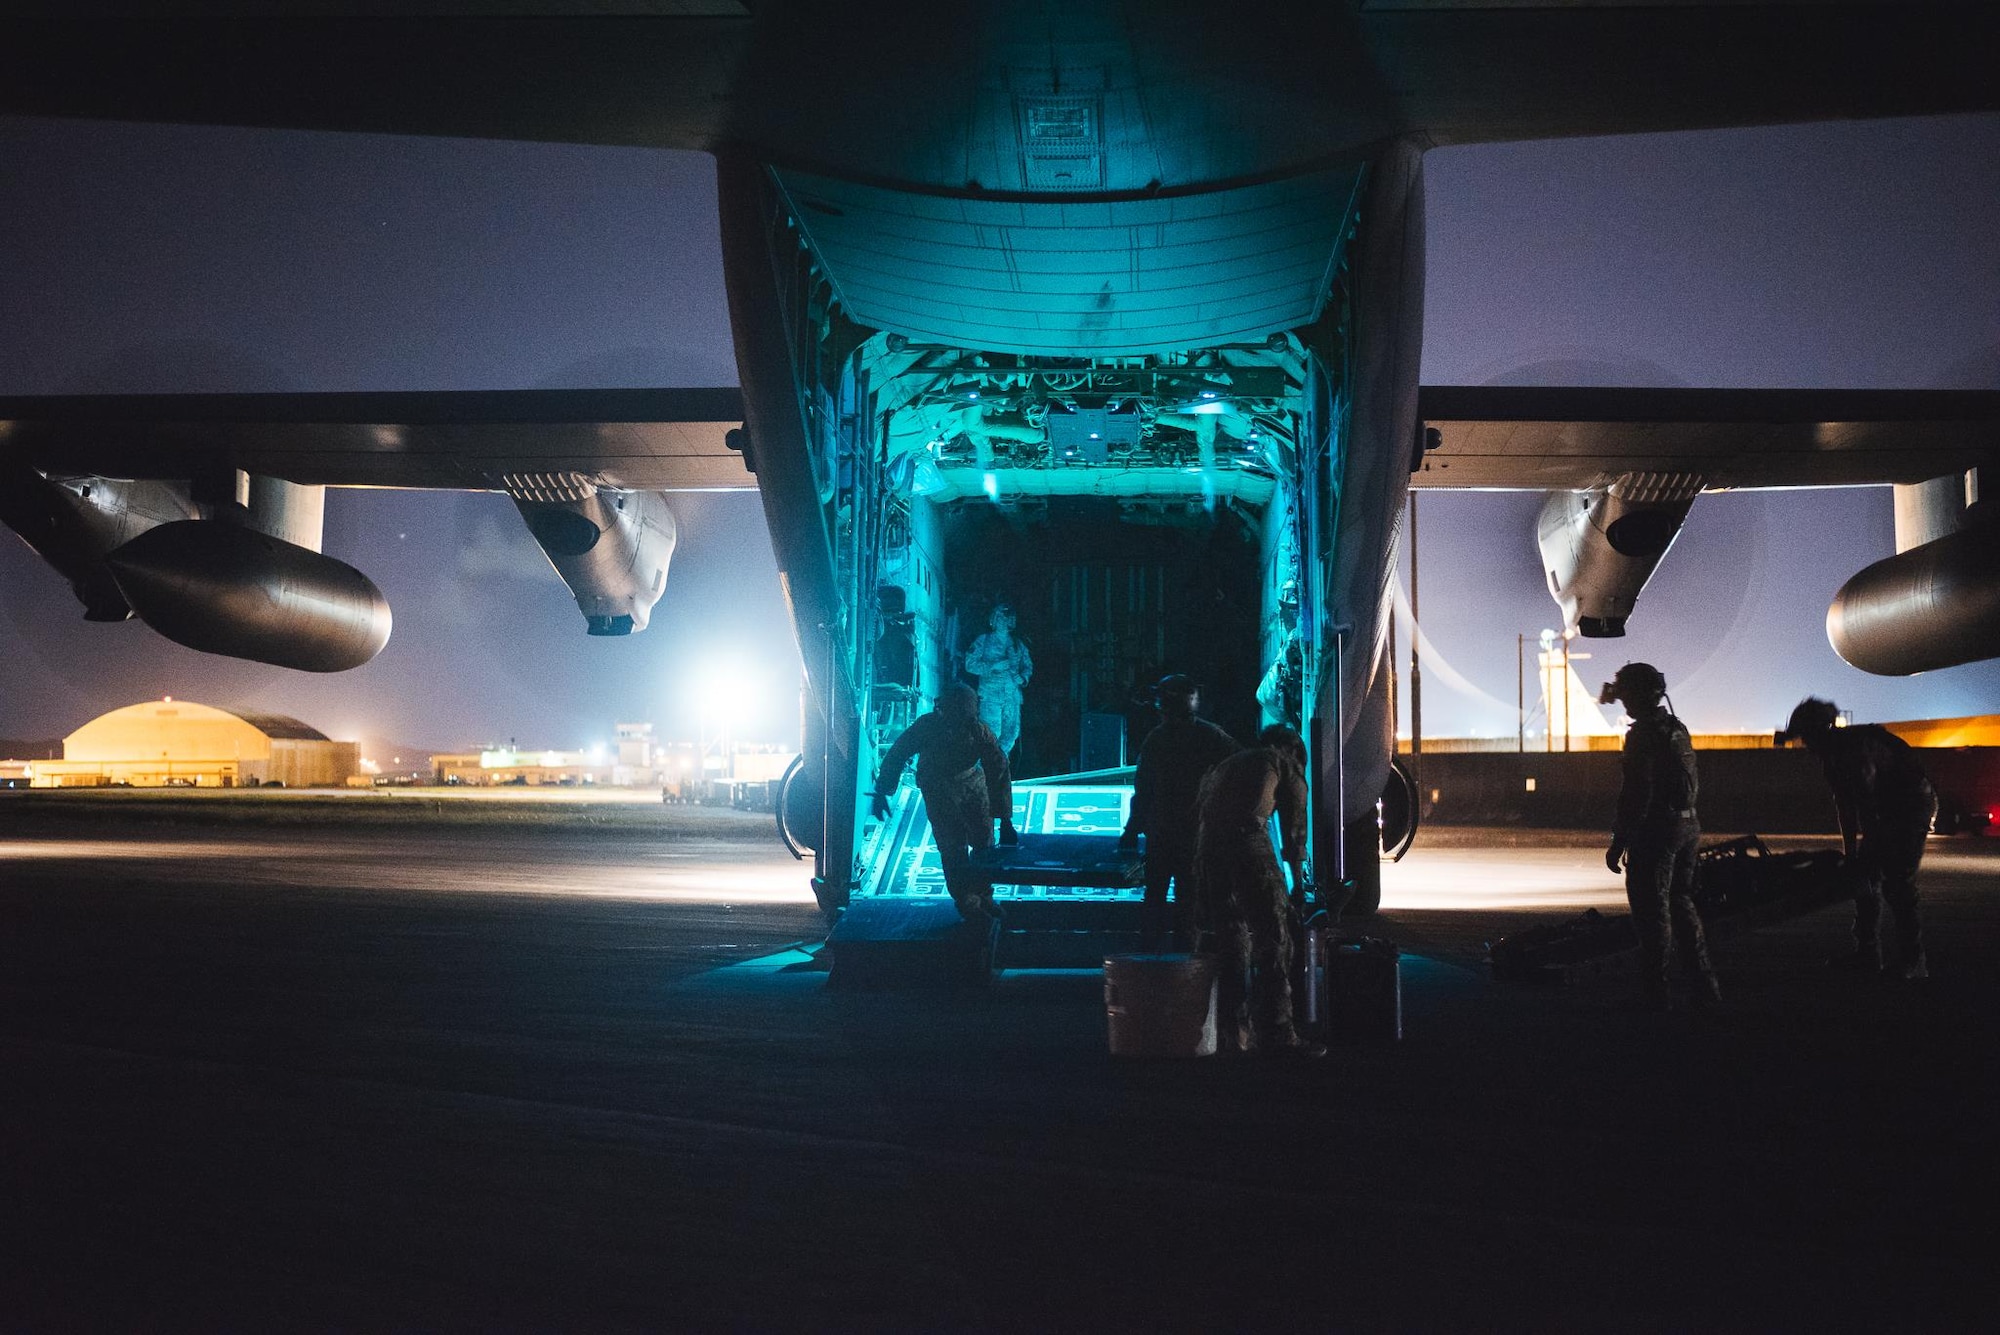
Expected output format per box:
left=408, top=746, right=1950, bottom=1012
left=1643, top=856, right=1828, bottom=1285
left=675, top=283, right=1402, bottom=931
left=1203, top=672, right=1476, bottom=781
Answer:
left=252, top=740, right=359, bottom=788
left=1413, top=748, right=2000, bottom=835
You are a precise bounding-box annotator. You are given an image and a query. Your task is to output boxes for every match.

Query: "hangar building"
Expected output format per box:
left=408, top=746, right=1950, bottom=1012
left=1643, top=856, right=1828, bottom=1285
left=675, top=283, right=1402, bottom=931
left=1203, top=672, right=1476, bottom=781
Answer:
left=30, top=699, right=359, bottom=788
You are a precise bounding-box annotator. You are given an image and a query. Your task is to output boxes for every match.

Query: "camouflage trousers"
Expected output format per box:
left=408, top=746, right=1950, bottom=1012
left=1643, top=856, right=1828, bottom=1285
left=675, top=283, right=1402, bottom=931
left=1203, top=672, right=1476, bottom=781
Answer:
left=977, top=689, right=1021, bottom=756
left=1196, top=825, right=1297, bottom=1049
left=1852, top=796, right=1935, bottom=968
left=923, top=771, right=994, bottom=918
left=1141, top=835, right=1197, bottom=952
left=1624, top=815, right=1715, bottom=996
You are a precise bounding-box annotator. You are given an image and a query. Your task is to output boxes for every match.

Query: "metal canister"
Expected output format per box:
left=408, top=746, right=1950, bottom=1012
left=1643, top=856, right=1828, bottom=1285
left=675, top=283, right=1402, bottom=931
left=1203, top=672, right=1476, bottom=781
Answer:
left=1325, top=936, right=1403, bottom=1042
left=1301, top=912, right=1329, bottom=1029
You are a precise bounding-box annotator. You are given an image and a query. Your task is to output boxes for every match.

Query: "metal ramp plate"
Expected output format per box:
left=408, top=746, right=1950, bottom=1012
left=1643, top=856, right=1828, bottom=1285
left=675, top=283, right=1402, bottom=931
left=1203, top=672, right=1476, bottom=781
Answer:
left=856, top=782, right=1144, bottom=903
left=971, top=833, right=1147, bottom=968
left=968, top=833, right=1144, bottom=889
left=825, top=898, right=999, bottom=990
left=848, top=783, right=1149, bottom=970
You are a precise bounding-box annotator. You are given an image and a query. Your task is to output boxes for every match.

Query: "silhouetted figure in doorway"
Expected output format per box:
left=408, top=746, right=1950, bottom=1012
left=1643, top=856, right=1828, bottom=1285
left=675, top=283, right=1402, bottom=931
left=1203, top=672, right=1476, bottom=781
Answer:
left=1120, top=674, right=1240, bottom=951
left=964, top=604, right=1032, bottom=755
left=872, top=684, right=1018, bottom=922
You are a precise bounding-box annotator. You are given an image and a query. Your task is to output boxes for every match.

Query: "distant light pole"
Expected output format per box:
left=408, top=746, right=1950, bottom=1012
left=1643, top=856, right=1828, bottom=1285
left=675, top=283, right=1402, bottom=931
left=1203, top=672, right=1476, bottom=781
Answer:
left=1539, top=629, right=1558, bottom=754
left=1562, top=633, right=1572, bottom=754
left=1516, top=633, right=1526, bottom=754
left=700, top=699, right=735, bottom=782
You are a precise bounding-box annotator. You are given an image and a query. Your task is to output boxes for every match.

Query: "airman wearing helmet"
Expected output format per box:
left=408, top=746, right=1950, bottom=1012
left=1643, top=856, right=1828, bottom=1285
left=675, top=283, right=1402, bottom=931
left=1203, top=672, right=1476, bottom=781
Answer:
left=1775, top=697, right=1936, bottom=979
left=871, top=683, right=1019, bottom=923
left=1119, top=674, right=1240, bottom=950
left=964, top=603, right=1033, bottom=755
left=1190, top=724, right=1321, bottom=1056
left=1603, top=662, right=1720, bottom=1009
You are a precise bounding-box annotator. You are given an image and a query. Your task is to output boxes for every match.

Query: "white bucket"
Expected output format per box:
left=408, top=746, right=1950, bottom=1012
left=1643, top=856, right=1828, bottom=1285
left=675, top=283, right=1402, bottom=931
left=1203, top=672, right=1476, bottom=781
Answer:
left=1103, top=954, right=1219, bottom=1057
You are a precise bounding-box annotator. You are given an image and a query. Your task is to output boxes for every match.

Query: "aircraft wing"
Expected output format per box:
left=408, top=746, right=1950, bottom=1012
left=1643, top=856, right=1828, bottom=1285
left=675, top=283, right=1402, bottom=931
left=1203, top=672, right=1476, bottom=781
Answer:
left=1359, top=1, right=2000, bottom=146
left=1, top=4, right=1995, bottom=165
left=1413, top=387, right=2000, bottom=491
left=0, top=9, right=751, bottom=153
left=0, top=388, right=751, bottom=493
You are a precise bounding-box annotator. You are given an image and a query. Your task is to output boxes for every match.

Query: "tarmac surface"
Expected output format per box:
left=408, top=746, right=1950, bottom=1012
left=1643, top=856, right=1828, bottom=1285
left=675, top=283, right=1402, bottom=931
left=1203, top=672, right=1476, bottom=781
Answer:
left=2, top=794, right=1997, bottom=1331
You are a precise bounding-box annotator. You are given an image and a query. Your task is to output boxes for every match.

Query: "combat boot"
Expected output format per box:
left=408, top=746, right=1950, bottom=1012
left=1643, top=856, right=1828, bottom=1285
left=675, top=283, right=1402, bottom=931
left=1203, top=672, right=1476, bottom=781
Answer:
left=955, top=896, right=1000, bottom=931
left=1897, top=951, right=1930, bottom=982
left=1265, top=1028, right=1327, bottom=1060
left=1695, top=974, right=1723, bottom=1008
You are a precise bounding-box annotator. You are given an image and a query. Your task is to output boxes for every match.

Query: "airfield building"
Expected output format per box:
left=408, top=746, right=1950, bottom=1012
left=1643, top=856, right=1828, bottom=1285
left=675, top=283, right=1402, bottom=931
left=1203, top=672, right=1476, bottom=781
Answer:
left=28, top=699, right=359, bottom=788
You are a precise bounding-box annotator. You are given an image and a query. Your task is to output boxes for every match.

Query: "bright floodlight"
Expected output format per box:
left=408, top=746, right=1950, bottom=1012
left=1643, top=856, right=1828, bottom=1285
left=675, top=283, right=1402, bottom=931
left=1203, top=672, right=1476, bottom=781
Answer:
left=703, top=665, right=760, bottom=721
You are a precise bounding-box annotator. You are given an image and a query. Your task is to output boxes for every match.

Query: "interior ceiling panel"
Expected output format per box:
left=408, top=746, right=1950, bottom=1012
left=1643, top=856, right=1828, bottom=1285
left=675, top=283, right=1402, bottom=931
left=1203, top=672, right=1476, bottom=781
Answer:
left=773, top=166, right=1363, bottom=356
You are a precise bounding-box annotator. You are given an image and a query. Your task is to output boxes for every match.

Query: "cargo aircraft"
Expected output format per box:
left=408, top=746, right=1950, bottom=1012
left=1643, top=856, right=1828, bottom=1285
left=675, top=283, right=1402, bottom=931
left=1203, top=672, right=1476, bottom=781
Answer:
left=3, top=3, right=1998, bottom=917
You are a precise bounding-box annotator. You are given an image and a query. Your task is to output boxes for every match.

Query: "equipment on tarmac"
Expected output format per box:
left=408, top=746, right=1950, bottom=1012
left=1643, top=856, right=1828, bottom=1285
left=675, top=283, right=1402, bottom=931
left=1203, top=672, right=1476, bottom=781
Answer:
left=1488, top=836, right=1848, bottom=982
left=1315, top=936, right=1404, bottom=1042
left=1103, top=954, right=1220, bottom=1057
left=1299, top=914, right=1404, bottom=1042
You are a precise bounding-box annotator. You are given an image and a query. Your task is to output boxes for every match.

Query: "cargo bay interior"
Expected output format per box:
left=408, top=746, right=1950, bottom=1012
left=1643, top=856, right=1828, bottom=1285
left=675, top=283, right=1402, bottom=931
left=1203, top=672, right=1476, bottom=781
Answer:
left=850, top=344, right=1316, bottom=900
left=745, top=162, right=1367, bottom=906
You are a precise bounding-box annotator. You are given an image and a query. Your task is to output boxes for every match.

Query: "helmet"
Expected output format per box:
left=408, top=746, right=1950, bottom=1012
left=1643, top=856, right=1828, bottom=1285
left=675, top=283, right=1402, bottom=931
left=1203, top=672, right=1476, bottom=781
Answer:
left=1153, top=673, right=1199, bottom=716
left=1775, top=697, right=1839, bottom=745
left=1598, top=662, right=1668, bottom=707
left=1257, top=723, right=1307, bottom=767
left=938, top=683, right=980, bottom=721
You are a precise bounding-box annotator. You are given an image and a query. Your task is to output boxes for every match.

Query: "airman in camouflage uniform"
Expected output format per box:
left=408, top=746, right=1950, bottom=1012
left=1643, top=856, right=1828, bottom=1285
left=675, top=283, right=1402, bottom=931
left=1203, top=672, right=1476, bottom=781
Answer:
left=872, top=684, right=1018, bottom=922
left=1119, top=674, right=1241, bottom=951
left=964, top=604, right=1032, bottom=756
left=1777, top=697, right=1937, bottom=979
left=1191, top=724, right=1319, bottom=1055
left=1602, top=662, right=1720, bottom=1009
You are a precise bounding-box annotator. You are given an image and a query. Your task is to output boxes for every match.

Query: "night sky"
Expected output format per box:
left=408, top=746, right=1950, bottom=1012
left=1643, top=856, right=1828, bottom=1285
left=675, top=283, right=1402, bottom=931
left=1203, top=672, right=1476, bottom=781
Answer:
left=2, top=112, right=1996, bottom=754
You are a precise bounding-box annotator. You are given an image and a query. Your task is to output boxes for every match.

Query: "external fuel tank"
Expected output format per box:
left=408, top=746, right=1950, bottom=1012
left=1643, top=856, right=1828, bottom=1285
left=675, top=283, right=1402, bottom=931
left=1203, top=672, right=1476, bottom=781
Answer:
left=105, top=520, right=391, bottom=672
left=1827, top=525, right=2000, bottom=676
